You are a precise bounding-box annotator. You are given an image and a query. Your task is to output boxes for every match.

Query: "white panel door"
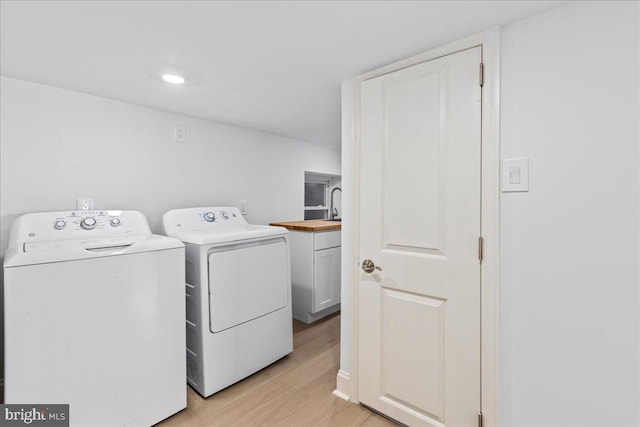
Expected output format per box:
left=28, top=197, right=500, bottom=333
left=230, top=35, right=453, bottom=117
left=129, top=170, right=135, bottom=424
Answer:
left=358, top=46, right=482, bottom=426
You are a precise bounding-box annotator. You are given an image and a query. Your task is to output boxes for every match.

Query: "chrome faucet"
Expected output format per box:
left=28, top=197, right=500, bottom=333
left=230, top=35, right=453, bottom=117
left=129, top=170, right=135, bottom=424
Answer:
left=330, top=187, right=342, bottom=220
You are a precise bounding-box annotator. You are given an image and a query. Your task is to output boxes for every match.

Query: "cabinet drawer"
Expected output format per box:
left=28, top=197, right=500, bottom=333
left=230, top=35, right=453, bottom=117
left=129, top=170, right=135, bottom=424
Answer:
left=314, top=230, right=341, bottom=250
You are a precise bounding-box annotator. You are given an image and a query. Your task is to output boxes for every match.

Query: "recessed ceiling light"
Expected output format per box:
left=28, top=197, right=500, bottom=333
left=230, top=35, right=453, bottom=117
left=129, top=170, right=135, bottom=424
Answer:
left=162, top=74, right=185, bottom=84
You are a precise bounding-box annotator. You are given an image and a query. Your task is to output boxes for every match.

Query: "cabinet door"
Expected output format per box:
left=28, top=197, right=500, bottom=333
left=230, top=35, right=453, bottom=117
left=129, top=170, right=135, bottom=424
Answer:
left=313, top=247, right=341, bottom=313
left=332, top=247, right=341, bottom=309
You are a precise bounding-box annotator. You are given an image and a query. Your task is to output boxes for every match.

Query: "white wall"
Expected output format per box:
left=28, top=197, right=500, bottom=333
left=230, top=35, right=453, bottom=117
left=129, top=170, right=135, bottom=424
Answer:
left=339, top=1, right=639, bottom=425
left=0, top=76, right=341, bottom=379
left=500, top=1, right=638, bottom=426
left=0, top=77, right=341, bottom=233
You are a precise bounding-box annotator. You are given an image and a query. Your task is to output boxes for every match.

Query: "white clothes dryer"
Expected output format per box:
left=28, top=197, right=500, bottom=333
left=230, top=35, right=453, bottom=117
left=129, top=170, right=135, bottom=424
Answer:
left=3, top=210, right=186, bottom=427
left=162, top=207, right=293, bottom=397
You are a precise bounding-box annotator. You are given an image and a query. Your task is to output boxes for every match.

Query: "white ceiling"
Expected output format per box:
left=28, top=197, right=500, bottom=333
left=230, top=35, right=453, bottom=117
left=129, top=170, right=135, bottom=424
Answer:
left=1, top=1, right=565, bottom=148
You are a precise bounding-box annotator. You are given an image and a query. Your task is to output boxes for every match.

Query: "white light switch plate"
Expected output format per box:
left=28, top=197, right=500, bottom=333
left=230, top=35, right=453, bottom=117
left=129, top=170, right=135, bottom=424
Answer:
left=502, top=158, right=529, bottom=192
left=174, top=124, right=186, bottom=142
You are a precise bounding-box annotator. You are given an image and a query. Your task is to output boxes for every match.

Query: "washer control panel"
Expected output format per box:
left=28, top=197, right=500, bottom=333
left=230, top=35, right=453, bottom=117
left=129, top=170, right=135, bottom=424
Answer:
left=50, top=210, right=127, bottom=232
left=7, top=210, right=152, bottom=250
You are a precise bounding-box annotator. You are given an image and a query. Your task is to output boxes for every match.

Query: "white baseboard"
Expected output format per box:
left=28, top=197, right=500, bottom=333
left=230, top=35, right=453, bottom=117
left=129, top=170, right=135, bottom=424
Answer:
left=332, top=370, right=350, bottom=401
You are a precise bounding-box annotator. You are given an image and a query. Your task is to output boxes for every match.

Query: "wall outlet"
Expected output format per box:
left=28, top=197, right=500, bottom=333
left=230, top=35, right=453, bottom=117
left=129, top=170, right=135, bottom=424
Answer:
left=77, top=198, right=94, bottom=210
left=239, top=200, right=248, bottom=215
left=174, top=124, right=186, bottom=142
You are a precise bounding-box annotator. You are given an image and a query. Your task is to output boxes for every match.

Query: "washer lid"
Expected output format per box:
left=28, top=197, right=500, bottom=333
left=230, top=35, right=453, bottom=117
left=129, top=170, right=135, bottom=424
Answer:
left=167, top=224, right=287, bottom=245
left=4, top=234, right=183, bottom=267
left=3, top=210, right=184, bottom=267
left=23, top=236, right=140, bottom=253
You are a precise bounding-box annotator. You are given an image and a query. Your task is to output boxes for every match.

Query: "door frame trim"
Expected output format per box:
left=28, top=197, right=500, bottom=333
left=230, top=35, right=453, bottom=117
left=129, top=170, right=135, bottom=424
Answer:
left=345, top=27, right=501, bottom=426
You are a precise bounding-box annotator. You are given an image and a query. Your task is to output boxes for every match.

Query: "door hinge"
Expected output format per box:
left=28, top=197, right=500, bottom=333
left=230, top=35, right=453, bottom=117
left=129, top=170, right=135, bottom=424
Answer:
left=479, top=63, right=484, bottom=87
left=478, top=236, right=484, bottom=262
left=478, top=412, right=484, bottom=427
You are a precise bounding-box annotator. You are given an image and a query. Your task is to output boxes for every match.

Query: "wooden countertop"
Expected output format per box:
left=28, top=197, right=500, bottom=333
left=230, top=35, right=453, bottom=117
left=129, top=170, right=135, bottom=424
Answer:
left=270, top=220, right=341, bottom=232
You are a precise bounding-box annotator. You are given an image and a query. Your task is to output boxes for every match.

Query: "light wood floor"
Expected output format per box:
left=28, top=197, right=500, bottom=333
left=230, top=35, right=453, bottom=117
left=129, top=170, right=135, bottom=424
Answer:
left=158, top=314, right=398, bottom=427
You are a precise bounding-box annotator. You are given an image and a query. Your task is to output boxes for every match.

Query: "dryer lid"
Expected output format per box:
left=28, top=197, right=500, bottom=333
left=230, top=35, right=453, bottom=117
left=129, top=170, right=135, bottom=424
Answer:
left=162, top=207, right=287, bottom=245
left=166, top=224, right=287, bottom=245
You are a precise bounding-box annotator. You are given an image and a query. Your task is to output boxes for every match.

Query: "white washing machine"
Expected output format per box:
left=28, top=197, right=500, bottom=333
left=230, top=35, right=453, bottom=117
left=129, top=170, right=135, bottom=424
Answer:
left=3, top=210, right=186, bottom=427
left=162, top=207, right=293, bottom=397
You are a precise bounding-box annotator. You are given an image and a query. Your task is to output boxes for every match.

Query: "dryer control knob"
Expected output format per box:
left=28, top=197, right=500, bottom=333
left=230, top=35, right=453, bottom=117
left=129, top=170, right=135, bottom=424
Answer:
left=204, top=212, right=216, bottom=222
left=54, top=220, right=67, bottom=230
left=221, top=211, right=229, bottom=219
left=81, top=217, right=97, bottom=230
left=110, top=218, right=121, bottom=227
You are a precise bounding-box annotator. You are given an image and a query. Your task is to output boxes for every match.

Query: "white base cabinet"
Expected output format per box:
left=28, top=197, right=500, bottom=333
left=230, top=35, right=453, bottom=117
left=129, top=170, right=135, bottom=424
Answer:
left=289, top=229, right=341, bottom=323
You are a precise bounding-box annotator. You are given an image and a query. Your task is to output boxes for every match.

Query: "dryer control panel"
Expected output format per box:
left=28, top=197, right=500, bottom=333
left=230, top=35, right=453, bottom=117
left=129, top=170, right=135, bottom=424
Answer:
left=7, top=210, right=152, bottom=250
left=163, top=207, right=247, bottom=233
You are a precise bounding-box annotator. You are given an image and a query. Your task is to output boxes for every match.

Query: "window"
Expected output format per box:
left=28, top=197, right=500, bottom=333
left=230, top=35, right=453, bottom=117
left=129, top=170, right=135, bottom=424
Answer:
left=305, top=182, right=327, bottom=208
left=304, top=209, right=327, bottom=220
left=304, top=180, right=328, bottom=220
left=304, top=172, right=341, bottom=220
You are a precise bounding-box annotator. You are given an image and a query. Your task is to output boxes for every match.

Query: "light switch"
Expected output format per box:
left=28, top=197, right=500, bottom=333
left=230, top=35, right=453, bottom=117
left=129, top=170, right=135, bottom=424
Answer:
left=509, top=165, right=521, bottom=184
left=174, top=124, right=186, bottom=142
left=502, top=158, right=529, bottom=192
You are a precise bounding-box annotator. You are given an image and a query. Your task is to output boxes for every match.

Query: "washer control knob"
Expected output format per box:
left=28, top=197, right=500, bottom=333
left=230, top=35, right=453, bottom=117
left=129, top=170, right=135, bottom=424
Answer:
left=204, top=212, right=216, bottom=222
left=110, top=217, right=121, bottom=227
left=54, top=220, right=67, bottom=230
left=221, top=211, right=229, bottom=219
left=81, top=217, right=97, bottom=230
